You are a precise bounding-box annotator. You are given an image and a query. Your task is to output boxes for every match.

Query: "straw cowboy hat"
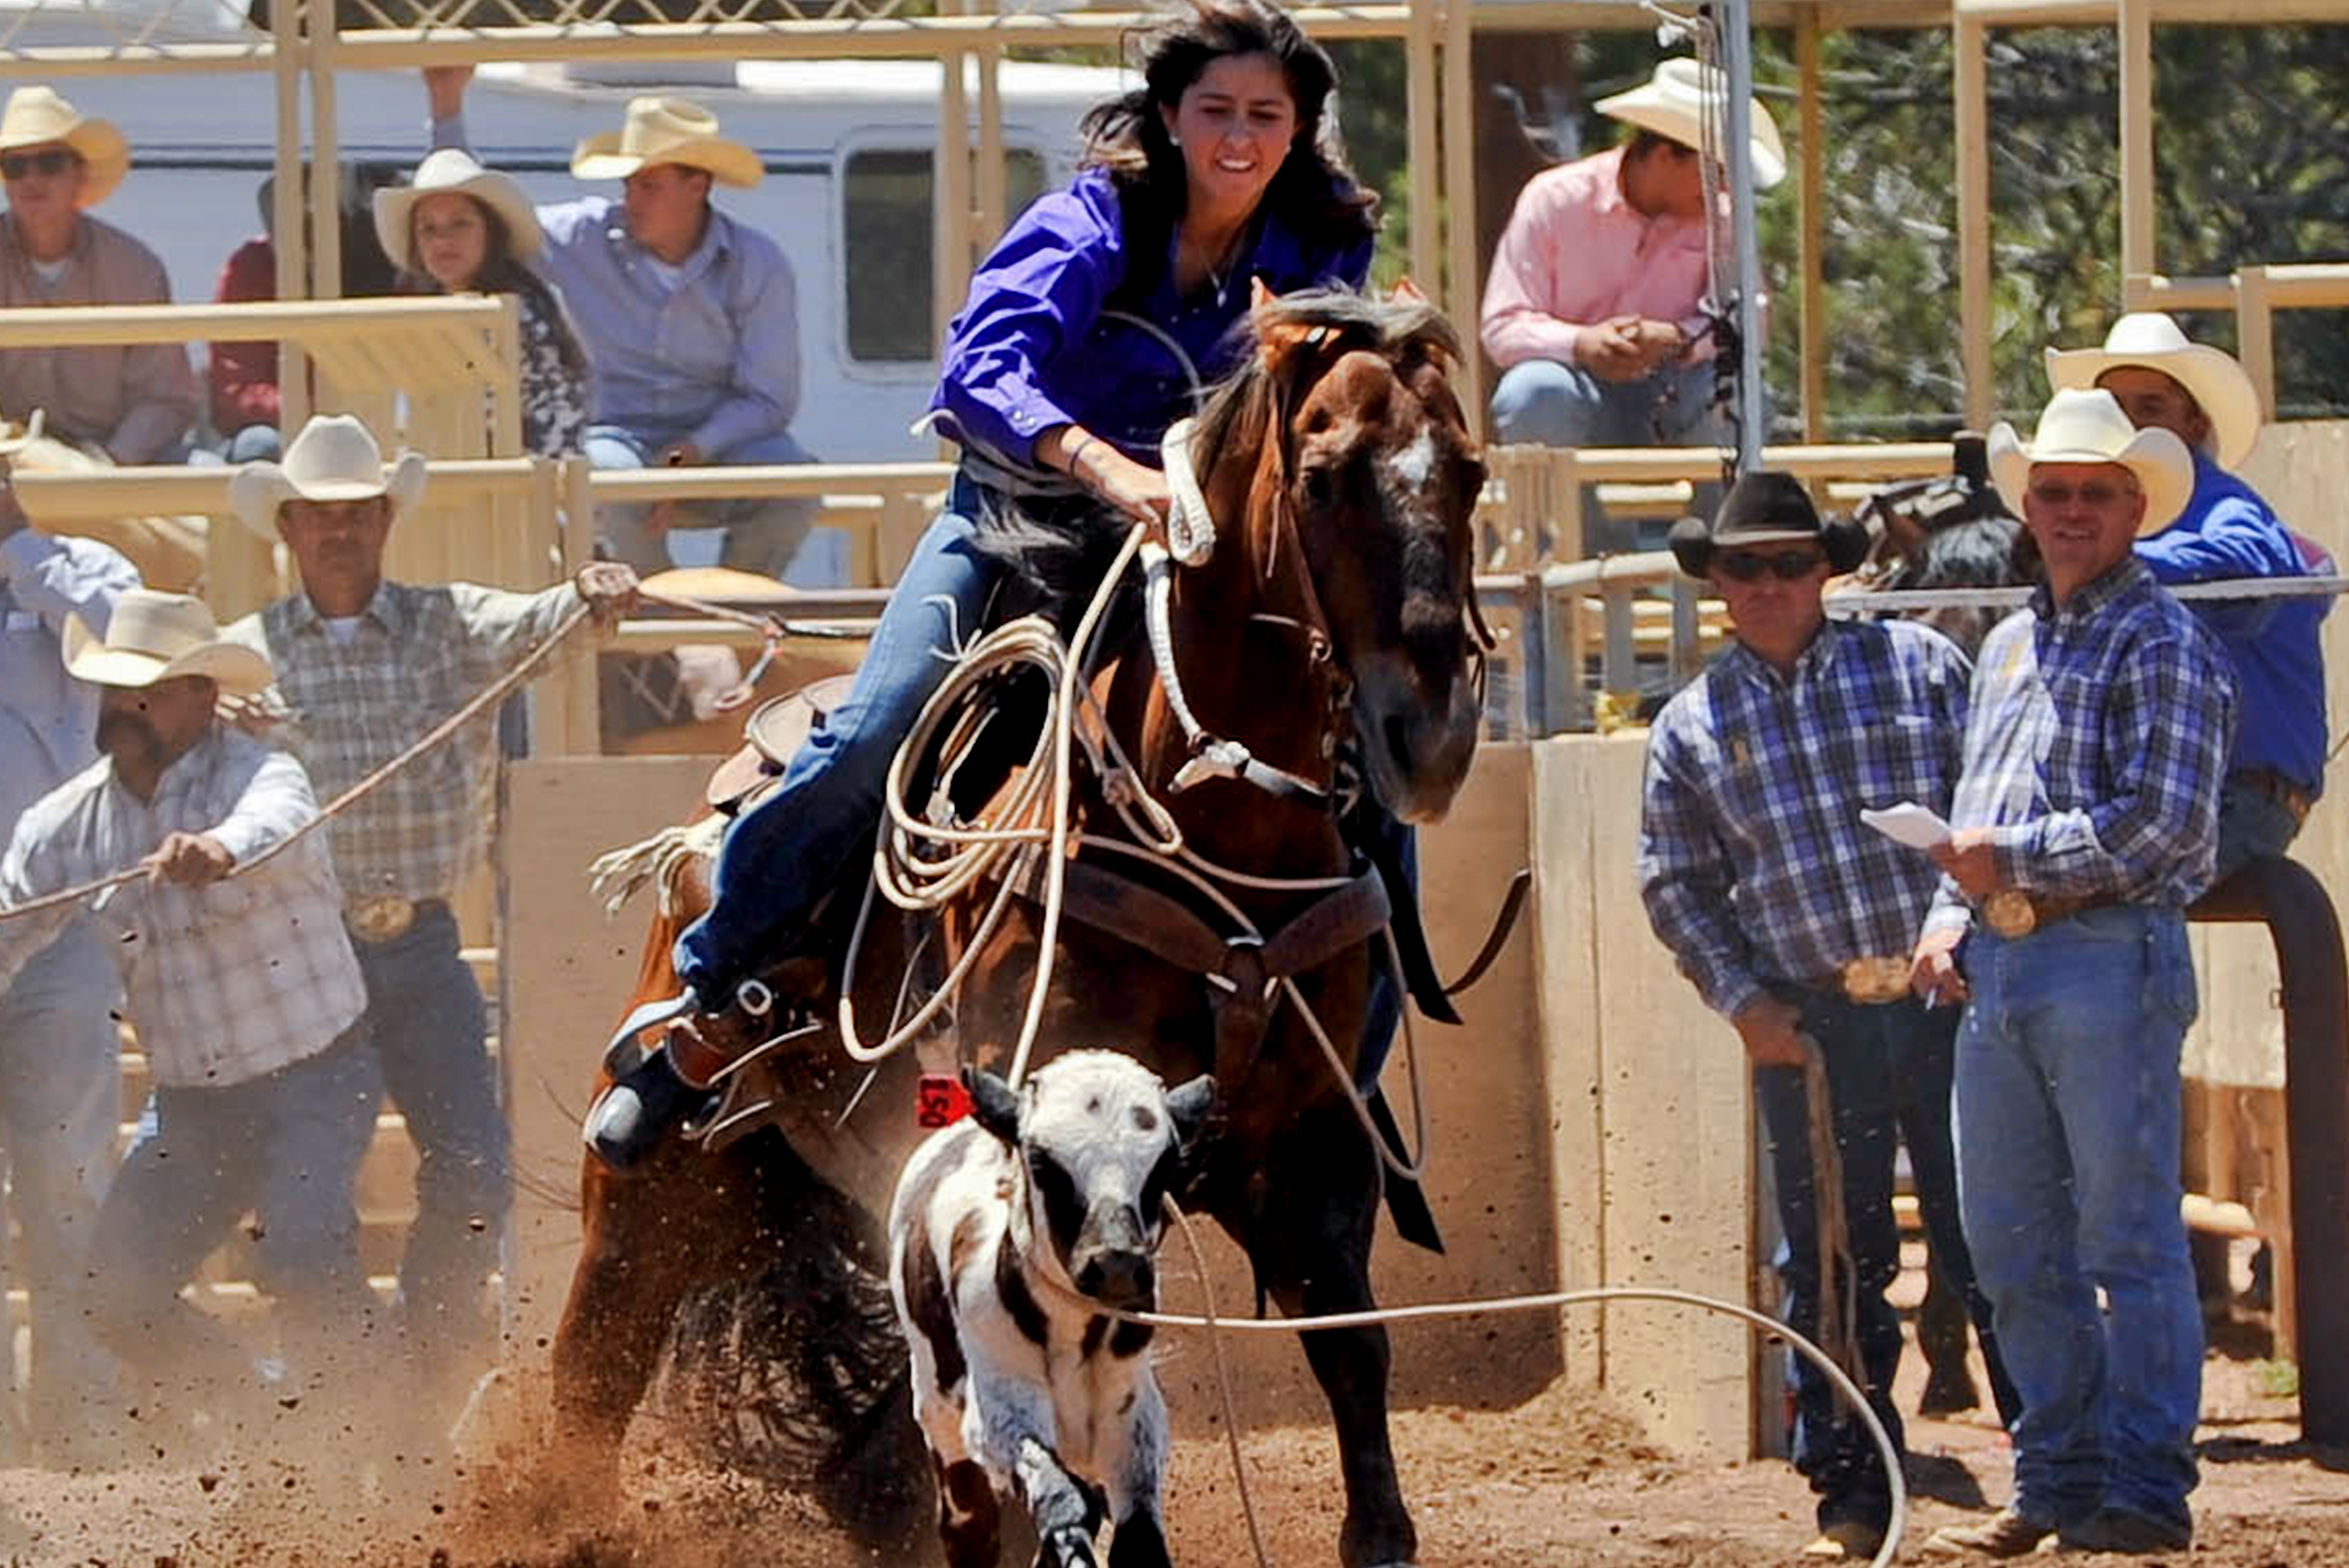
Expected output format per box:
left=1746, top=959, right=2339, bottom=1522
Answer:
left=373, top=149, right=544, bottom=273
left=227, top=413, right=429, bottom=541
left=62, top=588, right=274, bottom=697
left=1987, top=386, right=2196, bottom=538
left=0, top=85, right=130, bottom=208
left=2044, top=310, right=2262, bottom=470
left=571, top=97, right=763, bottom=189
left=1596, top=58, right=1787, bottom=192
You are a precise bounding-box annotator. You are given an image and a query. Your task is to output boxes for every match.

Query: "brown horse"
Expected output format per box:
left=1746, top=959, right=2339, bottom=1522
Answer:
left=553, top=287, right=1486, bottom=1567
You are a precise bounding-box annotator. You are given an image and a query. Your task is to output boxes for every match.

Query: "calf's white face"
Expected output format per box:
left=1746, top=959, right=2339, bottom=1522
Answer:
left=968, top=1051, right=1215, bottom=1312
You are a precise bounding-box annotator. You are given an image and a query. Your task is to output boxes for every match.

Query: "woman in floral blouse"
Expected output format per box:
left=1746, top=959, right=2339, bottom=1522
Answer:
left=375, top=149, right=591, bottom=456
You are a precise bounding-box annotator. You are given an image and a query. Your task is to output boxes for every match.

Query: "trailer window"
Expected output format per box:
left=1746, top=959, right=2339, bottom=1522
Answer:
left=843, top=147, right=1047, bottom=364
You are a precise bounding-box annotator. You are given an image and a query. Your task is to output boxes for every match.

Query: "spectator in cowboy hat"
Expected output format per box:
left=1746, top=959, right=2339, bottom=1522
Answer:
left=0, top=482, right=136, bottom=1463
left=375, top=150, right=591, bottom=459
left=1643, top=472, right=2010, bottom=1562
left=0, top=586, right=380, bottom=1449
left=1911, top=386, right=2232, bottom=1559
left=1480, top=58, right=1782, bottom=473
left=221, top=412, right=639, bottom=1440
left=2046, top=311, right=2329, bottom=882
left=0, top=84, right=200, bottom=465
left=421, top=68, right=819, bottom=579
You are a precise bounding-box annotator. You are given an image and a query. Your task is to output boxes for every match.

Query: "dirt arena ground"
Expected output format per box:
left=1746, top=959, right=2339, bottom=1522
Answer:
left=0, top=1295, right=2340, bottom=1565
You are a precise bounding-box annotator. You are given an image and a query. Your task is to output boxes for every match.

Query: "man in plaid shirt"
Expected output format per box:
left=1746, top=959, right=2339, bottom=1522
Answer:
left=1912, top=389, right=2234, bottom=1560
left=1639, top=472, right=2010, bottom=1562
left=223, top=414, right=639, bottom=1432
left=0, top=589, right=377, bottom=1444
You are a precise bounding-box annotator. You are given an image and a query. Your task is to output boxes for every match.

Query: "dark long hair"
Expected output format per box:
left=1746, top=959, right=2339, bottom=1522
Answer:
left=1081, top=0, right=1379, bottom=301
left=396, top=201, right=592, bottom=386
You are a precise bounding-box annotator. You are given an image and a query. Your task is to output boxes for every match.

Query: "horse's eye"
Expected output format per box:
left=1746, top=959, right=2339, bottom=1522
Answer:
left=1299, top=466, right=1336, bottom=510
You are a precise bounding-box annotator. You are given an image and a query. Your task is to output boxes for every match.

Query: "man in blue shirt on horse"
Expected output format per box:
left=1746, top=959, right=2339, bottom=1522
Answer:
left=2046, top=313, right=2328, bottom=880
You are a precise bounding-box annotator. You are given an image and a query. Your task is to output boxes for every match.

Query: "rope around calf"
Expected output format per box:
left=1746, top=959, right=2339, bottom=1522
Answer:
left=1036, top=1201, right=1909, bottom=1568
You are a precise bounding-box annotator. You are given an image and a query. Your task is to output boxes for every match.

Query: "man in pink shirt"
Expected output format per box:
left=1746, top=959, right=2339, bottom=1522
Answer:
left=1481, top=59, right=1783, bottom=476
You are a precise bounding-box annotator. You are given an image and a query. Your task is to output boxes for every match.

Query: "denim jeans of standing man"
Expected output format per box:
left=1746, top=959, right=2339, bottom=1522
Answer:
left=585, top=422, right=821, bottom=579
left=351, top=900, right=510, bottom=1405
left=1754, top=988, right=2005, bottom=1539
left=2210, top=773, right=2304, bottom=886
left=1954, top=906, right=2203, bottom=1536
left=0, top=921, right=124, bottom=1459
left=83, top=1026, right=381, bottom=1429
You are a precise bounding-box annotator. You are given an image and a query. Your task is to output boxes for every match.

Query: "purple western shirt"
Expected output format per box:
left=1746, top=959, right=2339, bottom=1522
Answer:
left=928, top=166, right=1375, bottom=467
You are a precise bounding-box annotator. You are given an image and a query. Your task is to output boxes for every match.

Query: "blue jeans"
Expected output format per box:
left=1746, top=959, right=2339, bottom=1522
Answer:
left=676, top=474, right=1000, bottom=997
left=85, top=1026, right=381, bottom=1396
left=1954, top=906, right=2202, bottom=1530
left=1488, top=358, right=1730, bottom=554
left=2210, top=773, right=2305, bottom=885
left=351, top=901, right=508, bottom=1355
left=1755, top=990, right=2000, bottom=1529
left=585, top=422, right=820, bottom=579
left=0, top=921, right=123, bottom=1443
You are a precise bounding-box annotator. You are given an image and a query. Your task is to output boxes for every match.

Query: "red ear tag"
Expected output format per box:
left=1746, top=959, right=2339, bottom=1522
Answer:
left=917, top=1073, right=974, bottom=1129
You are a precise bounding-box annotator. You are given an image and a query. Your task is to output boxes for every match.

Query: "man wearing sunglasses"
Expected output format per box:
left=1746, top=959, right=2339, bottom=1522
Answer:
left=1639, top=472, right=2009, bottom=1562
left=0, top=86, right=199, bottom=470
left=1910, top=388, right=2233, bottom=1560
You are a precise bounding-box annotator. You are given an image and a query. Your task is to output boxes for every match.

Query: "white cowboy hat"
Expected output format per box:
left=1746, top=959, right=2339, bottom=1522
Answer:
left=570, top=96, right=763, bottom=189
left=2043, top=311, right=2262, bottom=470
left=1987, top=386, right=2196, bottom=539
left=373, top=149, right=545, bottom=274
left=1595, top=58, right=1787, bottom=192
left=0, top=85, right=130, bottom=208
left=62, top=588, right=274, bottom=697
left=227, top=413, right=429, bottom=541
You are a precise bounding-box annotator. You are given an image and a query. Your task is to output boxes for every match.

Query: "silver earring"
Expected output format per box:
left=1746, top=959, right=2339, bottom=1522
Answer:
left=1166, top=134, right=1181, bottom=148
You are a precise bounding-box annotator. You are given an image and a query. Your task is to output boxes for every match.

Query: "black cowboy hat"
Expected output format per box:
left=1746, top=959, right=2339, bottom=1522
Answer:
left=1668, top=470, right=1868, bottom=578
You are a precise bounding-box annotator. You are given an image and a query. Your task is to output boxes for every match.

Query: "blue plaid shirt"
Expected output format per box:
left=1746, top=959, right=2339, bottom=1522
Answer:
left=1924, top=558, right=2236, bottom=937
left=1640, top=617, right=1974, bottom=1020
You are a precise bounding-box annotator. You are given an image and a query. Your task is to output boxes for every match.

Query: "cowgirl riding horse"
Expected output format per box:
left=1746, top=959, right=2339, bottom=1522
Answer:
left=588, top=0, right=1397, bottom=1164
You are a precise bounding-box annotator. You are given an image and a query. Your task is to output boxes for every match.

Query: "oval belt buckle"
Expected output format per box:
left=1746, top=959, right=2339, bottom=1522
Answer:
left=1984, top=888, right=2036, bottom=940
left=1840, top=956, right=1909, bottom=1006
left=350, top=895, right=417, bottom=944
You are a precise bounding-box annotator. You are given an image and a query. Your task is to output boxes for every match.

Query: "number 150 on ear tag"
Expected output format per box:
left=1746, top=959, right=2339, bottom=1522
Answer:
left=917, top=1073, right=973, bottom=1129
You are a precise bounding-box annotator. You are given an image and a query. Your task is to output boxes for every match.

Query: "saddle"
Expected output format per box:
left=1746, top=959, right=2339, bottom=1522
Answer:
left=702, top=673, right=858, bottom=812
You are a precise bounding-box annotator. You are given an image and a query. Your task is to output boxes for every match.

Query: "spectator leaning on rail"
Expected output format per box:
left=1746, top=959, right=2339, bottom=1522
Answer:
left=0, top=486, right=135, bottom=1463
left=376, top=150, right=593, bottom=459
left=1638, top=472, right=2014, bottom=1564
left=2046, top=312, right=2328, bottom=882
left=222, top=413, right=640, bottom=1432
left=0, top=589, right=378, bottom=1440
left=0, top=86, right=200, bottom=463
left=424, top=68, right=818, bottom=578
left=1910, top=387, right=2233, bottom=1561
left=1479, top=59, right=1781, bottom=456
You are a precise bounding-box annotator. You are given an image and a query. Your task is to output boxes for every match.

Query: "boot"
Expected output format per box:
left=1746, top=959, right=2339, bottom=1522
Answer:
left=584, top=984, right=772, bottom=1172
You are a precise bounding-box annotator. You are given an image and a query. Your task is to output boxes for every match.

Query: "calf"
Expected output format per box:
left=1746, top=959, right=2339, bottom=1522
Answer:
left=888, top=1051, right=1215, bottom=1568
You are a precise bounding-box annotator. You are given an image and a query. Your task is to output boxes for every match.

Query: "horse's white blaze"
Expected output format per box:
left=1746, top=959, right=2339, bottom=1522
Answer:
left=1384, top=427, right=1439, bottom=496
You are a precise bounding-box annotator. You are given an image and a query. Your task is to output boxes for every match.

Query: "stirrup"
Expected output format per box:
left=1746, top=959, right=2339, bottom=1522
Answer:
left=601, top=987, right=702, bottom=1080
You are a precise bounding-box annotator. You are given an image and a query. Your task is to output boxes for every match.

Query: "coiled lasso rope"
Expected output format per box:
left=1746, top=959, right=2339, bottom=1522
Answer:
left=1031, top=1199, right=1908, bottom=1568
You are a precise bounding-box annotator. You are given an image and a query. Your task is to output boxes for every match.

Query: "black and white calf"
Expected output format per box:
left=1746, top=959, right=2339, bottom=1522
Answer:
left=888, top=1051, right=1215, bottom=1568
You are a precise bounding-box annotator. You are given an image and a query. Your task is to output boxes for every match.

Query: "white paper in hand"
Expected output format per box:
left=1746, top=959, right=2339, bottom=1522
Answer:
left=1860, top=802, right=1952, bottom=851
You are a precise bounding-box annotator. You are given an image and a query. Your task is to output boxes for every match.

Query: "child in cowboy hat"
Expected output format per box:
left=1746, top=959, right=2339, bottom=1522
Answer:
left=0, top=586, right=381, bottom=1446
left=0, top=84, right=200, bottom=468
left=375, top=150, right=592, bottom=459
left=1480, top=55, right=1785, bottom=529
left=420, top=67, right=818, bottom=580
left=2045, top=311, right=2329, bottom=882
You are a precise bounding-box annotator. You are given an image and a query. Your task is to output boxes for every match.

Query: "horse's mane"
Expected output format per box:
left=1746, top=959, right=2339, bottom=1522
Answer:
left=1190, top=287, right=1462, bottom=481
left=1898, top=513, right=2037, bottom=592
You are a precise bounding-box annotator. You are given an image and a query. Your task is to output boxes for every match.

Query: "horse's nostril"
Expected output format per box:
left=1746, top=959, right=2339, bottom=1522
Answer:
left=1385, top=712, right=1413, bottom=771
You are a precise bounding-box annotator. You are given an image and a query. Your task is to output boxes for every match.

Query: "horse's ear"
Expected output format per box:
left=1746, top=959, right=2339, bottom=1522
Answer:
left=1250, top=276, right=1278, bottom=313
left=963, top=1067, right=1022, bottom=1146
left=1389, top=276, right=1428, bottom=304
